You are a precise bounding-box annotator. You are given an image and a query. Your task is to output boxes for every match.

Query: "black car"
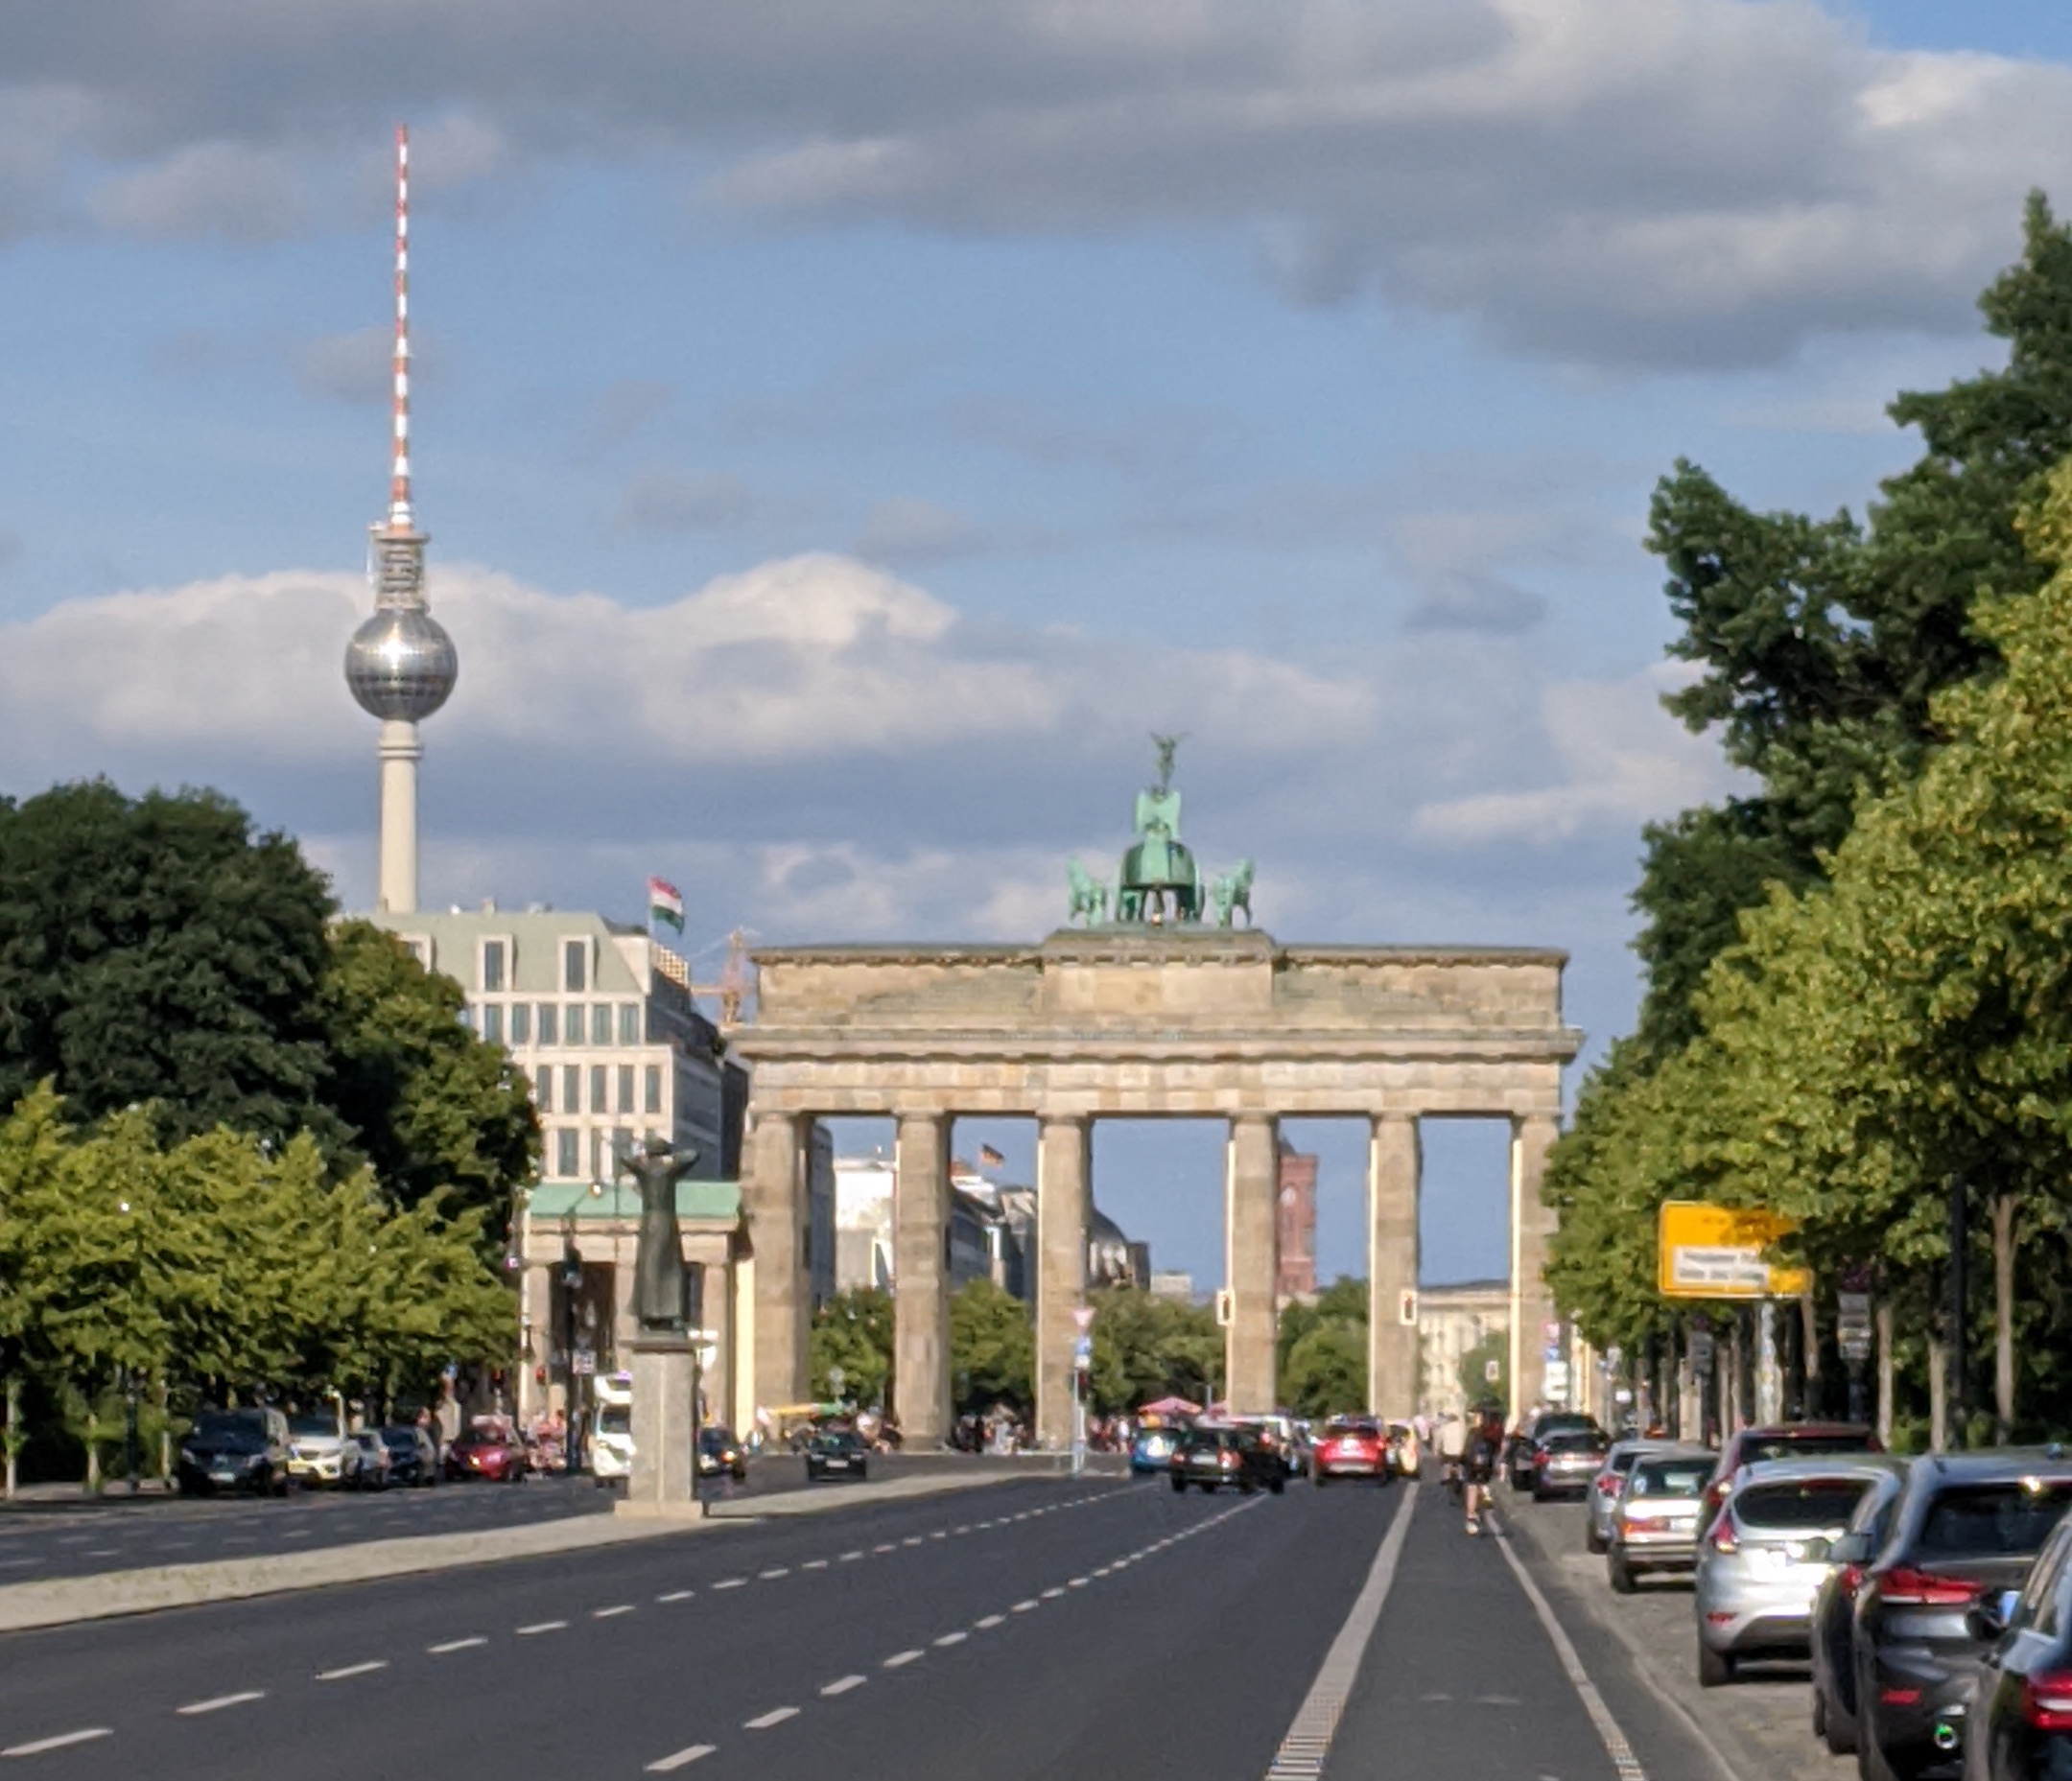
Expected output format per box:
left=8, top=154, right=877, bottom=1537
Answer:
left=1170, top=1425, right=1284, bottom=1495
left=177, top=1407, right=291, bottom=1497
left=805, top=1429, right=869, bottom=1483
left=1809, top=1465, right=1912, bottom=1755
left=1852, top=1453, right=2072, bottom=1780
left=698, top=1426, right=748, bottom=1481
left=1508, top=1412, right=1604, bottom=1491
left=379, top=1425, right=440, bottom=1488
left=1964, top=1512, right=2072, bottom=1781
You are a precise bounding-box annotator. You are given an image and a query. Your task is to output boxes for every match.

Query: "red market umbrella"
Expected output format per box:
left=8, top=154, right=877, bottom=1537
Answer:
left=1138, top=1395, right=1202, bottom=1418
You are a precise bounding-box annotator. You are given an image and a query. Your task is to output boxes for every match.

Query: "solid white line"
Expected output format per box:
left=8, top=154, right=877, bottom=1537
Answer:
left=820, top=1676, right=867, bottom=1697
left=2, top=1729, right=112, bottom=1756
left=1492, top=1528, right=1647, bottom=1781
left=645, top=1745, right=716, bottom=1771
left=933, top=1630, right=968, bottom=1646
left=975, top=1614, right=1005, bottom=1629
left=516, top=1620, right=568, bottom=1635
left=657, top=1589, right=695, bottom=1603
left=316, top=1660, right=388, bottom=1681
left=593, top=1605, right=636, bottom=1619
left=177, top=1691, right=265, bottom=1717
left=743, top=1707, right=798, bottom=1730
left=883, top=1650, right=924, bottom=1668
left=1262, top=1486, right=1417, bottom=1781
left=428, top=1636, right=486, bottom=1653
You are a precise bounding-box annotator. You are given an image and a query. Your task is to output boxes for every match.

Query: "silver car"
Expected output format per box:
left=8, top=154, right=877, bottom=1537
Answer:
left=1589, top=1440, right=1703, bottom=1554
left=1693, top=1455, right=1905, bottom=1686
left=1608, top=1448, right=1715, bottom=1593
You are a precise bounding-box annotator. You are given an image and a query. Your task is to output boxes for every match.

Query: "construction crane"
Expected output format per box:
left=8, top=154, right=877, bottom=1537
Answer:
left=651, top=927, right=755, bottom=1025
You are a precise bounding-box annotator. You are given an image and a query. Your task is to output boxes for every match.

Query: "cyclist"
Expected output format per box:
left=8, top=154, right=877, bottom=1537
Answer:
left=1462, top=1404, right=1503, bottom=1535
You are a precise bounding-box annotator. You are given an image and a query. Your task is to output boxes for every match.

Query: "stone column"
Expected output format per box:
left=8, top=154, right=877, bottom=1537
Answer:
left=518, top=1263, right=552, bottom=1425
left=1225, top=1114, right=1280, bottom=1413
left=1367, top=1114, right=1420, bottom=1417
left=1035, top=1113, right=1090, bottom=1451
left=1509, top=1113, right=1561, bottom=1420
left=744, top=1110, right=809, bottom=1419
left=893, top=1113, right=952, bottom=1444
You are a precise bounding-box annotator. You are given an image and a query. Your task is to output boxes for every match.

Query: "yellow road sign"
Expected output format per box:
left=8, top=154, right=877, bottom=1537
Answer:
left=1658, top=1202, right=1812, bottom=1300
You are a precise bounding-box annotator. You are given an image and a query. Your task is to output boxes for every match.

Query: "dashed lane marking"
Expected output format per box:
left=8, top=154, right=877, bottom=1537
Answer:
left=176, top=1692, right=265, bottom=1717
left=802, top=1559, right=829, bottom=1570
left=975, top=1614, right=1005, bottom=1629
left=711, top=1579, right=746, bottom=1591
left=1041, top=1586, right=1065, bottom=1599
left=1011, top=1600, right=1038, bottom=1613
left=838, top=1550, right=864, bottom=1561
left=428, top=1637, right=486, bottom=1653
left=759, top=1567, right=789, bottom=1579
left=657, top=1590, right=694, bottom=1603
left=743, top=1708, right=799, bottom=1730
left=594, top=1605, right=636, bottom=1619
left=316, top=1661, right=388, bottom=1681
left=644, top=1745, right=716, bottom=1771
left=2, top=1729, right=113, bottom=1757
left=820, top=1676, right=867, bottom=1697
left=933, top=1631, right=967, bottom=1647
left=883, top=1651, right=924, bottom=1669
left=516, top=1620, right=568, bottom=1636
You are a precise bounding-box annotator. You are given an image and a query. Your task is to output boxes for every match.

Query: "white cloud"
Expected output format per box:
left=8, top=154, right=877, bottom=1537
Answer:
left=1411, top=661, right=1744, bottom=844
left=88, top=141, right=305, bottom=241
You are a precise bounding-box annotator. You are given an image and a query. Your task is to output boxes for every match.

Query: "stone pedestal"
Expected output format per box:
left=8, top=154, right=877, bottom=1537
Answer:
left=615, top=1334, right=702, bottom=1522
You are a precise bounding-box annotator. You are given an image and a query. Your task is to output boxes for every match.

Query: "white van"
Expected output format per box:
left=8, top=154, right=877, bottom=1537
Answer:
left=590, top=1372, right=634, bottom=1484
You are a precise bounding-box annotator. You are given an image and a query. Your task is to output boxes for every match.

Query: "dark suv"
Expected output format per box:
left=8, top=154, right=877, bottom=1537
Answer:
left=1966, top=1512, right=2072, bottom=1780
left=1171, top=1425, right=1284, bottom=1495
left=1851, top=1452, right=2072, bottom=1779
left=177, top=1407, right=291, bottom=1496
left=1508, top=1413, right=1603, bottom=1491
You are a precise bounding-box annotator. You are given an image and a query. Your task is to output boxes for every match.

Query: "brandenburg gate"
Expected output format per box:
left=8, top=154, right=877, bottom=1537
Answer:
left=731, top=745, right=1582, bottom=1448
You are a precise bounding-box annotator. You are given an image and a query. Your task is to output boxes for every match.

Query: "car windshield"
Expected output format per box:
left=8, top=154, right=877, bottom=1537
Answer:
left=288, top=1415, right=338, bottom=1439
left=1916, top=1482, right=2072, bottom=1558
left=193, top=1413, right=265, bottom=1445
left=696, top=1425, right=727, bottom=1447
left=1740, top=1433, right=1873, bottom=1465
left=1734, top=1479, right=1873, bottom=1530
left=1609, top=1450, right=1643, bottom=1473
left=814, top=1433, right=859, bottom=1451
left=1544, top=1433, right=1602, bottom=1453
left=380, top=1430, right=417, bottom=1449
left=599, top=1408, right=631, bottom=1436
left=1632, top=1461, right=1711, bottom=1497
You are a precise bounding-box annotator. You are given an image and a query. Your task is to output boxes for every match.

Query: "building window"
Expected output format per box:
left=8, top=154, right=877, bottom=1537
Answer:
left=509, top=1002, right=531, bottom=1046
left=536, top=1002, right=558, bottom=1045
left=590, top=1129, right=606, bottom=1181
left=619, top=1002, right=641, bottom=1044
left=482, top=939, right=506, bottom=993
left=644, top=1065, right=662, bottom=1115
left=612, top=1127, right=633, bottom=1168
left=591, top=1004, right=612, bottom=1046
left=555, top=1128, right=579, bottom=1178
left=534, top=1066, right=552, bottom=1113
left=482, top=1003, right=505, bottom=1045
left=403, top=936, right=430, bottom=968
left=617, top=1065, right=635, bottom=1113
left=563, top=1004, right=582, bottom=1046
left=563, top=939, right=587, bottom=994
left=562, top=1065, right=580, bottom=1112
left=590, top=1066, right=608, bottom=1117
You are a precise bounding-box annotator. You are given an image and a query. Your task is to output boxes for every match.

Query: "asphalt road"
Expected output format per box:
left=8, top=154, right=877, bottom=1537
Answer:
left=0, top=1471, right=1755, bottom=1779
left=0, top=1454, right=1066, bottom=1583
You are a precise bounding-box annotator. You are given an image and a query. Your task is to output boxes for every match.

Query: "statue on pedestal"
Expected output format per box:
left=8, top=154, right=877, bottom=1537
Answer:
left=618, top=1136, right=700, bottom=1335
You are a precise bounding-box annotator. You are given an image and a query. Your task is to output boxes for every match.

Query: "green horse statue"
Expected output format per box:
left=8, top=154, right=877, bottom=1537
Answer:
left=1066, top=856, right=1110, bottom=926
left=1210, top=858, right=1255, bottom=927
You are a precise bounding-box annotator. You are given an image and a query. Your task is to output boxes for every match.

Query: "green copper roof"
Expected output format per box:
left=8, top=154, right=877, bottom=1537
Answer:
left=528, top=1179, right=742, bottom=1224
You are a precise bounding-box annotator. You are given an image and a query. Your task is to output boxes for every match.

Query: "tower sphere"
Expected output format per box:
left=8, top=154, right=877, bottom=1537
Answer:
left=345, top=605, right=458, bottom=721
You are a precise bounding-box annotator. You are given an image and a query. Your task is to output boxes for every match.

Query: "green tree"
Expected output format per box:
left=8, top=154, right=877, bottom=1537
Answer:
left=810, top=1288, right=893, bottom=1408
left=1283, top=1322, right=1366, bottom=1418
left=1459, top=1332, right=1508, bottom=1408
left=1086, top=1288, right=1222, bottom=1414
left=949, top=1277, right=1032, bottom=1408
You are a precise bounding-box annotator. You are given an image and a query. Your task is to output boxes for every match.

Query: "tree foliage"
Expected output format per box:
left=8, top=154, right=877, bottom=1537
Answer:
left=1085, top=1288, right=1223, bottom=1415
left=949, top=1277, right=1033, bottom=1408
left=1283, top=1322, right=1366, bottom=1418
left=810, top=1288, right=893, bottom=1408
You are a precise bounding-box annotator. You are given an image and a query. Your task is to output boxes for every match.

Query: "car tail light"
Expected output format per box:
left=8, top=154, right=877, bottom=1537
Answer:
left=1708, top=1521, right=1738, bottom=1556
left=1220, top=1451, right=1238, bottom=1468
left=1595, top=1474, right=1620, bottom=1496
left=1533, top=1446, right=1549, bottom=1465
left=2023, top=1671, right=2072, bottom=1732
left=1879, top=1566, right=1978, bottom=1607
left=1839, top=1564, right=1865, bottom=1597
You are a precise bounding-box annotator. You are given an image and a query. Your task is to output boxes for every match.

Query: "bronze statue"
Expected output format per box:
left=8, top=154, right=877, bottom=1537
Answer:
left=619, top=1136, right=699, bottom=1333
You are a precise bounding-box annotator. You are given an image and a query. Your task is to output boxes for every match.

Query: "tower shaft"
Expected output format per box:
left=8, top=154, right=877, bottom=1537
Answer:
left=377, top=719, right=422, bottom=914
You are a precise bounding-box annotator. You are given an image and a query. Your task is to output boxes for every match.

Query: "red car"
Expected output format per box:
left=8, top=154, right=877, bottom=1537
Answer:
left=1310, top=1417, right=1388, bottom=1486
left=444, top=1425, right=529, bottom=1483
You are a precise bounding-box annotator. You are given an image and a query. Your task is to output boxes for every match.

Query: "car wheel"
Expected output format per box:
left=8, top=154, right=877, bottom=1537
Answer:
left=1698, top=1644, right=1735, bottom=1689
left=1822, top=1694, right=1857, bottom=1757
left=856, top=1465, right=867, bottom=1482
left=1170, top=1474, right=1187, bottom=1493
left=1608, top=1552, right=1636, bottom=1595
left=1813, top=1686, right=1827, bottom=1742
left=1532, top=1485, right=1548, bottom=1503
left=1586, top=1527, right=1606, bottom=1555
left=1853, top=1708, right=1919, bottom=1781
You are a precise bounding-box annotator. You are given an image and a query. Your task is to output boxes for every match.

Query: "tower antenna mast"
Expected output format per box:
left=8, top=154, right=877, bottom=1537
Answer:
left=388, top=122, right=413, bottom=531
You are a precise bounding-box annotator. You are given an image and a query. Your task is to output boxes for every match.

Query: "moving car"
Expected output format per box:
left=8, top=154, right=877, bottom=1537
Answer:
left=1964, top=1512, right=2072, bottom=1780
left=1607, top=1448, right=1714, bottom=1594
left=1809, top=1465, right=1914, bottom=1755
left=445, top=1423, right=529, bottom=1483
left=1589, top=1441, right=1696, bottom=1555
left=1533, top=1427, right=1612, bottom=1502
left=1509, top=1412, right=1604, bottom=1491
left=287, top=1409, right=355, bottom=1488
left=1852, top=1452, right=2072, bottom=1779
left=592, top=1375, right=634, bottom=1485
left=1697, top=1421, right=1881, bottom=1532
left=177, top=1408, right=292, bottom=1497
left=347, top=1428, right=392, bottom=1490
left=1386, top=1420, right=1423, bottom=1479
left=805, top=1428, right=869, bottom=1483
left=378, top=1425, right=439, bottom=1488
left=698, top=1426, right=748, bottom=1481
left=1311, top=1418, right=1387, bottom=1486
left=1693, top=1456, right=1899, bottom=1686
left=1130, top=1425, right=1187, bottom=1474
left=1173, top=1425, right=1284, bottom=1495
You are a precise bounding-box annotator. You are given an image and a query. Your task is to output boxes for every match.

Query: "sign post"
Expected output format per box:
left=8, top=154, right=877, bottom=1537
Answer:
left=1071, top=1306, right=1095, bottom=1477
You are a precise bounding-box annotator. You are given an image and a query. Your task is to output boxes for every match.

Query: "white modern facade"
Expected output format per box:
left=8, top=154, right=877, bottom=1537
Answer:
left=1417, top=1279, right=1512, bottom=1418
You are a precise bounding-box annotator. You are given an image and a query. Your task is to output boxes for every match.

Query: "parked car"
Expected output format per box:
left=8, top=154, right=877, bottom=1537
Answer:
left=1963, top=1512, right=2072, bottom=1781
left=1311, top=1418, right=1387, bottom=1486
left=804, top=1428, right=869, bottom=1483
left=1810, top=1465, right=1916, bottom=1755
left=347, top=1429, right=391, bottom=1491
left=1607, top=1448, right=1715, bottom=1594
left=177, top=1408, right=292, bottom=1497
left=378, top=1425, right=439, bottom=1488
left=1130, top=1425, right=1188, bottom=1474
left=698, top=1426, right=748, bottom=1481
left=1589, top=1441, right=1697, bottom=1554
left=444, top=1423, right=529, bottom=1483
left=1693, top=1457, right=1900, bottom=1687
left=1509, top=1412, right=1604, bottom=1490
left=1697, top=1421, right=1881, bottom=1532
left=1533, top=1427, right=1612, bottom=1502
left=1173, top=1425, right=1285, bottom=1495
left=1852, top=1452, right=2072, bottom=1779
left=287, top=1410, right=356, bottom=1489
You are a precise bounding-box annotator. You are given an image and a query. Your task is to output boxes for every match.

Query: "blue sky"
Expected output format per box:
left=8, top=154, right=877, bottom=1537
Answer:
left=2, top=0, right=2068, bottom=1289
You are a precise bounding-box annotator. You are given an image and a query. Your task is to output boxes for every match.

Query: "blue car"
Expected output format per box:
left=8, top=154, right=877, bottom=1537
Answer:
left=1131, top=1427, right=1187, bottom=1474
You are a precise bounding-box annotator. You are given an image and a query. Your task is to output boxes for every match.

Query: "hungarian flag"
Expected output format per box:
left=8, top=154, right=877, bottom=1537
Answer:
left=648, top=876, right=685, bottom=933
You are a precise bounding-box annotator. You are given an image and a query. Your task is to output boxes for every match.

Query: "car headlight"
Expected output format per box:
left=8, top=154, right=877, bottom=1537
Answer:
left=178, top=1446, right=197, bottom=1465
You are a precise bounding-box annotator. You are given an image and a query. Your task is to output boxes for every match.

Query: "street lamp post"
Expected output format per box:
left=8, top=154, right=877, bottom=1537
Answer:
left=560, top=1210, right=583, bottom=1477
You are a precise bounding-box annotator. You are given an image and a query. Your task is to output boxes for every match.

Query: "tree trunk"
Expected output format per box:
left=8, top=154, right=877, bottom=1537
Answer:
left=1929, top=1333, right=1948, bottom=1452
left=1801, top=1295, right=1823, bottom=1418
left=1993, top=1194, right=2017, bottom=1444
left=3, top=1375, right=17, bottom=1500
left=1876, top=1301, right=1895, bottom=1447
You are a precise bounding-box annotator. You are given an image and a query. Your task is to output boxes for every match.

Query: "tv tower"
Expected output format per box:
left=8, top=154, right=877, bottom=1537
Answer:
left=344, top=124, right=457, bottom=915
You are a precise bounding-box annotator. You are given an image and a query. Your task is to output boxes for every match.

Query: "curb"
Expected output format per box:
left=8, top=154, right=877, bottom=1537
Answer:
left=0, top=1469, right=1029, bottom=1634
